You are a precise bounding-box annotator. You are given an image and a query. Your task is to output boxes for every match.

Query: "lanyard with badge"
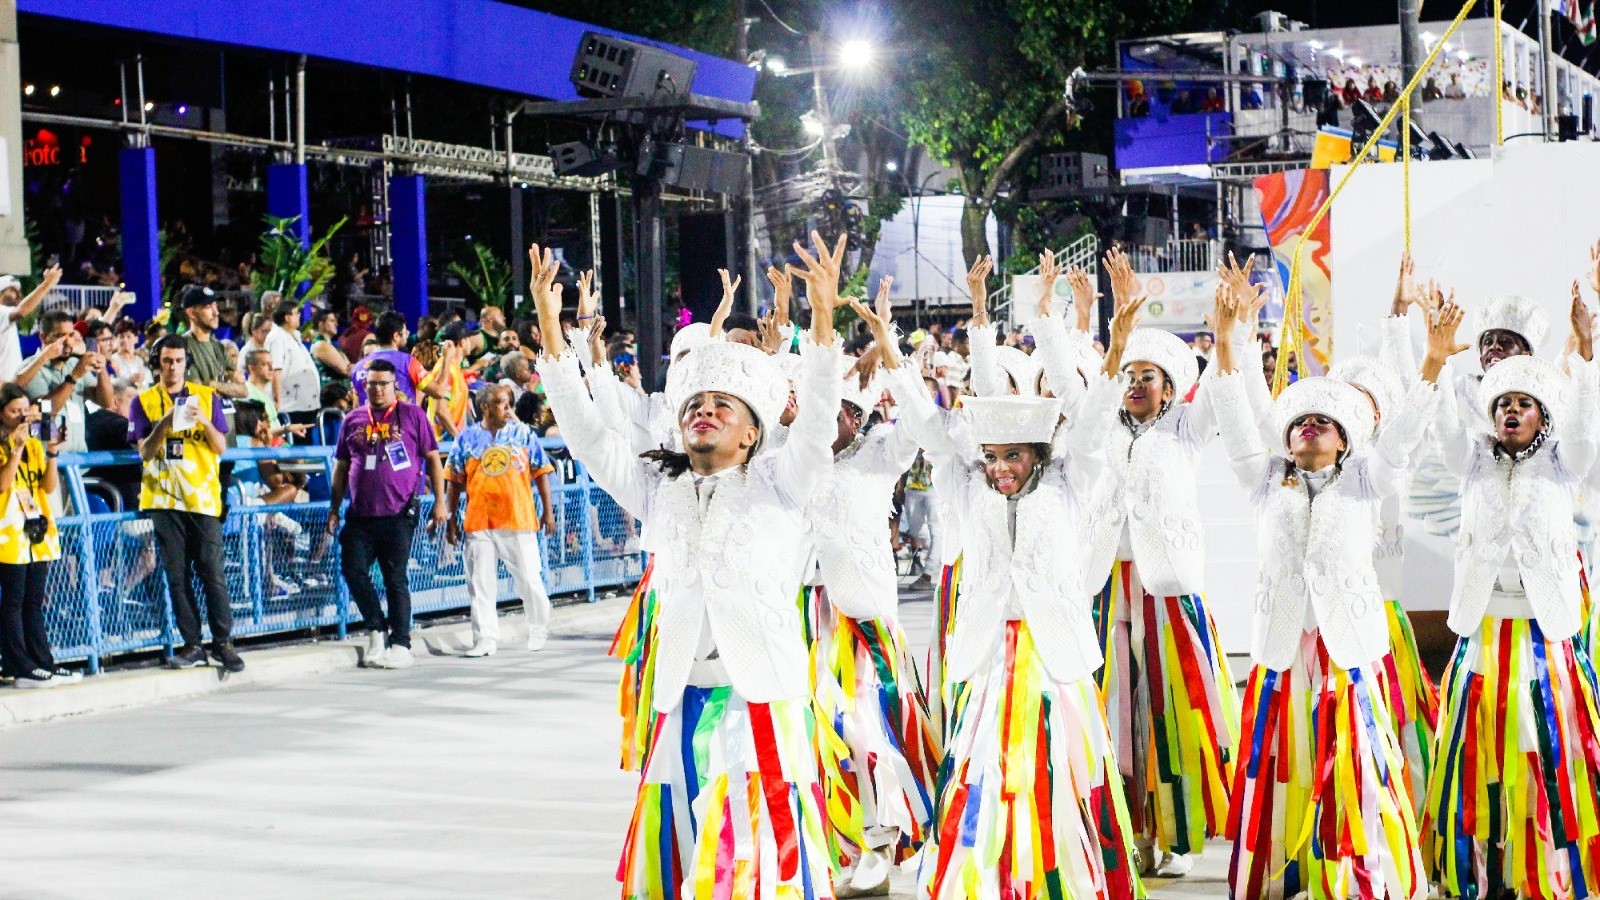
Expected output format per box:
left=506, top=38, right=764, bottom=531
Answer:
left=8, top=443, right=49, bottom=546
left=364, top=404, right=411, bottom=472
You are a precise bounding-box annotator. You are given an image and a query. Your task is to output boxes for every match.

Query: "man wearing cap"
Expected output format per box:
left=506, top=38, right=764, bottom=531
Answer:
left=177, top=285, right=248, bottom=399
left=0, top=265, right=62, bottom=383
left=14, top=310, right=115, bottom=456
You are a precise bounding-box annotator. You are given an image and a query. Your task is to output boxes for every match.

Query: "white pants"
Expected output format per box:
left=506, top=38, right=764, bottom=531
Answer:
left=899, top=489, right=937, bottom=566
left=465, top=529, right=550, bottom=644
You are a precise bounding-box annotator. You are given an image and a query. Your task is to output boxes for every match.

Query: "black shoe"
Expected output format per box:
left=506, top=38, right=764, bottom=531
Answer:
left=210, top=642, right=246, bottom=673
left=165, top=644, right=209, bottom=669
left=13, top=668, right=55, bottom=689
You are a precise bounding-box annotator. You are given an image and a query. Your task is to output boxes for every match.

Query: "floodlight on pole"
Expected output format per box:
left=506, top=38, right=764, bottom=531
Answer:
left=767, top=56, right=788, bottom=75
left=801, top=110, right=827, bottom=136
left=838, top=38, right=876, bottom=71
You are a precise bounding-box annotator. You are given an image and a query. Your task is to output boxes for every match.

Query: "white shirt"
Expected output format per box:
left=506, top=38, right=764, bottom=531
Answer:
left=264, top=325, right=321, bottom=414
left=0, top=306, right=23, bottom=383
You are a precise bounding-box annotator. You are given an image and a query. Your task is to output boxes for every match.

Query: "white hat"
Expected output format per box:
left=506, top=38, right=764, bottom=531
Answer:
left=0, top=276, right=19, bottom=293
left=838, top=356, right=881, bottom=413
left=1327, top=355, right=1405, bottom=436
left=1472, top=295, right=1549, bottom=354
left=665, top=341, right=789, bottom=444
left=1122, top=328, right=1199, bottom=399
left=1272, top=376, right=1375, bottom=456
left=961, top=395, right=1060, bottom=445
left=994, top=346, right=1043, bottom=397
left=669, top=322, right=712, bottom=361
left=1480, top=354, right=1571, bottom=438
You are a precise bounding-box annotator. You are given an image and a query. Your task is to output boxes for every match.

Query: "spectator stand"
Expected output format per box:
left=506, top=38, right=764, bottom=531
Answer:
left=46, top=439, right=642, bottom=674
left=42, top=285, right=118, bottom=314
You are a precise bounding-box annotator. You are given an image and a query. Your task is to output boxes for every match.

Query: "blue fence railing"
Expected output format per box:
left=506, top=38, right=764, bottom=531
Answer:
left=45, top=440, right=644, bottom=674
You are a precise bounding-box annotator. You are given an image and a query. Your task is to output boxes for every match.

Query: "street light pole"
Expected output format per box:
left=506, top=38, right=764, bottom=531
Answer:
left=909, top=170, right=941, bottom=329
left=809, top=32, right=841, bottom=183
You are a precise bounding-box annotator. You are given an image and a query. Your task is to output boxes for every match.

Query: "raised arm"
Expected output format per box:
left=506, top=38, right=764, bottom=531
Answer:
left=1100, top=248, right=1146, bottom=378
left=1561, top=285, right=1600, bottom=478
left=15, top=265, right=61, bottom=320
left=773, top=231, right=847, bottom=505
left=1208, top=283, right=1274, bottom=489
left=852, top=287, right=965, bottom=471
left=965, top=255, right=1007, bottom=396
left=708, top=269, right=741, bottom=340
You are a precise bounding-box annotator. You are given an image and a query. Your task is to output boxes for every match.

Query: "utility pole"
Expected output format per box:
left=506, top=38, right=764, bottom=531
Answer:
left=810, top=31, right=840, bottom=182
left=1397, top=0, right=1423, bottom=92
left=1536, top=0, right=1557, bottom=140
left=0, top=0, right=27, bottom=273
left=736, top=0, right=760, bottom=314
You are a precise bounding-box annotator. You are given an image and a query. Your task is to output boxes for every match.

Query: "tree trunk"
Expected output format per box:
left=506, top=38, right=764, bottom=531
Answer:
left=960, top=200, right=991, bottom=269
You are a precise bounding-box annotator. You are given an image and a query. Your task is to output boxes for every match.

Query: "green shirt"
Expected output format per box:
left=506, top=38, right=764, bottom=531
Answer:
left=183, top=334, right=231, bottom=388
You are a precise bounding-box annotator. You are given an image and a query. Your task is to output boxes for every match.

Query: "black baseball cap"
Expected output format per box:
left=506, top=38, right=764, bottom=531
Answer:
left=179, top=285, right=217, bottom=308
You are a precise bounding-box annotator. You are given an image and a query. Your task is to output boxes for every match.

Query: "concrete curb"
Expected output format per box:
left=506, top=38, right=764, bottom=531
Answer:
left=0, top=595, right=631, bottom=729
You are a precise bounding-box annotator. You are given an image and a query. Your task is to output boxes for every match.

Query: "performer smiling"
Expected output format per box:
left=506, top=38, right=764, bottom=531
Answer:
left=857, top=274, right=1142, bottom=899
left=535, top=234, right=846, bottom=900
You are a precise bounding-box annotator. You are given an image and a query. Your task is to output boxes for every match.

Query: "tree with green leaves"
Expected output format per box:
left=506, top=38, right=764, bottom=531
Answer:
left=252, top=215, right=347, bottom=300
left=896, top=0, right=1207, bottom=268
left=448, top=242, right=516, bottom=312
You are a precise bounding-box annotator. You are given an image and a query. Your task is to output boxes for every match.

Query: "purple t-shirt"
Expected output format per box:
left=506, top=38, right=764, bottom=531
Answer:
left=335, top=401, right=438, bottom=518
left=349, top=349, right=425, bottom=405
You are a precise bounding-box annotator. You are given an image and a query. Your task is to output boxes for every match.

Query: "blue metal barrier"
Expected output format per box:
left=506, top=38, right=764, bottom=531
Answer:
left=46, top=439, right=644, bottom=674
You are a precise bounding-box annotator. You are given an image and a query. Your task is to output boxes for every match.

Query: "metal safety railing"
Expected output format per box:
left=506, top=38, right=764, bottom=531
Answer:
left=989, top=233, right=1100, bottom=327
left=42, top=285, right=120, bottom=314
left=1126, top=238, right=1218, bottom=274
left=43, top=441, right=643, bottom=674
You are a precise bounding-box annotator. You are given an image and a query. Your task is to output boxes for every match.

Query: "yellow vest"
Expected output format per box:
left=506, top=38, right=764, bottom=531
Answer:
left=138, top=382, right=225, bottom=516
left=0, top=438, right=59, bottom=564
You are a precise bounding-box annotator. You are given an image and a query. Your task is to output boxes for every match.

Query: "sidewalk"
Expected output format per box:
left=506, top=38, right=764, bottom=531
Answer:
left=0, top=593, right=632, bottom=729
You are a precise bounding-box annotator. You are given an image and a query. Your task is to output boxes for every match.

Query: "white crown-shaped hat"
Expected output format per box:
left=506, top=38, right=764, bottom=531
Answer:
left=1479, top=354, right=1571, bottom=437
left=1122, top=328, right=1199, bottom=398
left=665, top=341, right=789, bottom=440
left=1327, top=355, right=1405, bottom=436
left=961, top=395, right=1061, bottom=445
left=1272, top=376, right=1376, bottom=456
left=994, top=346, right=1044, bottom=397
left=838, top=355, right=882, bottom=413
left=1472, top=294, right=1549, bottom=353
left=669, top=322, right=712, bottom=361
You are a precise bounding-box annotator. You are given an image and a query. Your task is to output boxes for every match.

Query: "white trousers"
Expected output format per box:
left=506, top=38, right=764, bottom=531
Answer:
left=465, top=529, right=550, bottom=644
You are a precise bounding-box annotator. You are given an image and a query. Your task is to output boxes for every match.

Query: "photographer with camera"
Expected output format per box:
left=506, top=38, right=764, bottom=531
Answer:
left=14, top=310, right=115, bottom=456
left=0, top=384, right=72, bottom=688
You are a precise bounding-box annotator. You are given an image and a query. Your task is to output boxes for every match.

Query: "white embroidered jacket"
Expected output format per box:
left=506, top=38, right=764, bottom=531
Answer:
left=1432, top=359, right=1599, bottom=640
left=536, top=341, right=842, bottom=711
left=886, top=354, right=1122, bottom=685
left=1210, top=371, right=1440, bottom=671
left=806, top=422, right=922, bottom=622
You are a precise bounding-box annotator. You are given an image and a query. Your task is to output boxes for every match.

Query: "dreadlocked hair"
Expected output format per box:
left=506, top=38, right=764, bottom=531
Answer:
left=640, top=446, right=692, bottom=477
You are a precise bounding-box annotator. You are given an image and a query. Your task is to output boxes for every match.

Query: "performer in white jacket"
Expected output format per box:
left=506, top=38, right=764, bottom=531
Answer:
left=1422, top=293, right=1600, bottom=900
left=535, top=235, right=847, bottom=900
left=804, top=280, right=940, bottom=895
left=1209, top=285, right=1451, bottom=900
left=856, top=282, right=1143, bottom=899
left=1071, top=248, right=1241, bottom=879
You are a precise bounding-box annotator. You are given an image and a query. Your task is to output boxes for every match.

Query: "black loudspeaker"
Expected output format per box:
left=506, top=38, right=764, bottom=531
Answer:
left=549, top=141, right=620, bottom=177
left=1583, top=95, right=1594, bottom=135
left=1039, top=152, right=1111, bottom=191
left=1124, top=216, right=1171, bottom=246
left=570, top=31, right=698, bottom=100
left=639, top=142, right=749, bottom=194
left=678, top=213, right=735, bottom=324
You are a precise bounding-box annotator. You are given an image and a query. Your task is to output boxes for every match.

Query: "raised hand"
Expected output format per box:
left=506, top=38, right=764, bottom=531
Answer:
left=1036, top=249, right=1062, bottom=319
left=38, top=264, right=62, bottom=291
left=587, top=314, right=608, bottom=367
left=966, top=255, right=994, bottom=325
left=1392, top=251, right=1416, bottom=317
left=530, top=244, right=566, bottom=359
left=765, top=265, right=793, bottom=329
left=1589, top=238, right=1600, bottom=297
left=709, top=268, right=741, bottom=338
left=1421, top=298, right=1469, bottom=383
left=1211, top=282, right=1240, bottom=374
left=757, top=313, right=782, bottom=354
left=576, top=270, right=597, bottom=320
left=1101, top=250, right=1147, bottom=376
left=1104, top=247, right=1143, bottom=314
left=1573, top=280, right=1595, bottom=362
left=1064, top=264, right=1099, bottom=331
left=792, top=230, right=847, bottom=346
left=849, top=278, right=900, bottom=369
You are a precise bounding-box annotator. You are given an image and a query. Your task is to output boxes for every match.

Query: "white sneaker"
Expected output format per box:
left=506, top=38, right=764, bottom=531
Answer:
left=378, top=644, right=414, bottom=669
left=364, top=631, right=388, bottom=668
left=1153, top=851, right=1193, bottom=878
left=13, top=669, right=55, bottom=689
left=839, top=848, right=892, bottom=896
left=269, top=574, right=301, bottom=596
left=463, top=640, right=497, bottom=658
left=526, top=626, right=549, bottom=651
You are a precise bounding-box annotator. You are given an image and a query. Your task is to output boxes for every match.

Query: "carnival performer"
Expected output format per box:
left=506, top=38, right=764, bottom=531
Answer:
left=536, top=233, right=847, bottom=899
left=1211, top=284, right=1451, bottom=900
left=1059, top=247, right=1242, bottom=879
left=1423, top=290, right=1600, bottom=900
left=857, top=273, right=1142, bottom=899
left=803, top=279, right=940, bottom=897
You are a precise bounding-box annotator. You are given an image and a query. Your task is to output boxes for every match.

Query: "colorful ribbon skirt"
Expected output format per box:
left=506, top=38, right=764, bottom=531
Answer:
left=1226, top=631, right=1426, bottom=900
left=1377, top=599, right=1439, bottom=818
left=920, top=620, right=1144, bottom=900
left=1094, top=560, right=1240, bottom=857
left=609, top=558, right=658, bottom=772
left=1424, top=615, right=1600, bottom=900
left=619, top=685, right=837, bottom=900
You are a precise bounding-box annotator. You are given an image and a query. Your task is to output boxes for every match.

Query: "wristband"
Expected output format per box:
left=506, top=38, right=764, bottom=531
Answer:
left=44, top=452, right=58, bottom=458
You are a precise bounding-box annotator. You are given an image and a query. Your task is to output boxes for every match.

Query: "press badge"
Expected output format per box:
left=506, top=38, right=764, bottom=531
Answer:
left=165, top=438, right=185, bottom=461
left=384, top=440, right=412, bottom=471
